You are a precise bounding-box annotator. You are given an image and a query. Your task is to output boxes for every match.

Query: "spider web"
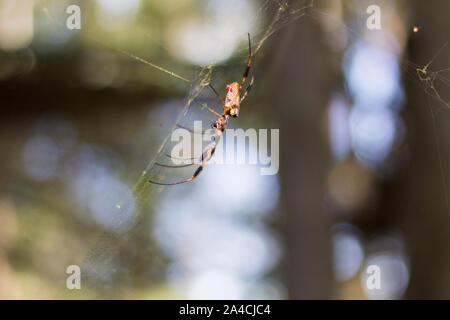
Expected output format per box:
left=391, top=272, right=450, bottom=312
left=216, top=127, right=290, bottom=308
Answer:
left=308, top=6, right=450, bottom=111
left=415, top=40, right=450, bottom=226
left=309, top=3, right=450, bottom=268
left=414, top=39, right=450, bottom=110
left=77, top=0, right=450, bottom=296
left=78, top=0, right=314, bottom=294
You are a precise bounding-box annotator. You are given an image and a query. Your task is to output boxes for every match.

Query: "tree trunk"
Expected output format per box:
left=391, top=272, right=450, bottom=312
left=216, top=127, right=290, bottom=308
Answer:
left=266, top=15, right=335, bottom=298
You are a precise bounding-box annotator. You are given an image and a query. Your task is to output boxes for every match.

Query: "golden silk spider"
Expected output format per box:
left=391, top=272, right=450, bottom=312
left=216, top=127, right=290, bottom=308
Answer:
left=149, top=33, right=255, bottom=185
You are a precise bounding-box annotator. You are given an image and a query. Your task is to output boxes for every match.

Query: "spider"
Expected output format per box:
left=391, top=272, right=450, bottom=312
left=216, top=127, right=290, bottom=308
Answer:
left=149, top=33, right=255, bottom=185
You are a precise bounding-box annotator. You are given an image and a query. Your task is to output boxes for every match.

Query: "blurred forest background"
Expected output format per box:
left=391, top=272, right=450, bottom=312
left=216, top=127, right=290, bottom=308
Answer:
left=0, top=0, right=450, bottom=299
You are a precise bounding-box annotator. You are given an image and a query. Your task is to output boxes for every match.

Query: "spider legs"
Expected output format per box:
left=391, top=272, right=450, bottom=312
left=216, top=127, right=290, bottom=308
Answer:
left=200, top=102, right=222, bottom=117
left=162, top=124, right=216, bottom=164
left=240, top=74, right=254, bottom=104
left=174, top=123, right=217, bottom=138
left=149, top=132, right=222, bottom=185
left=207, top=33, right=252, bottom=113
left=148, top=151, right=213, bottom=185
left=239, top=33, right=252, bottom=93
left=159, top=147, right=211, bottom=168
left=175, top=123, right=206, bottom=135
left=208, top=84, right=225, bottom=110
